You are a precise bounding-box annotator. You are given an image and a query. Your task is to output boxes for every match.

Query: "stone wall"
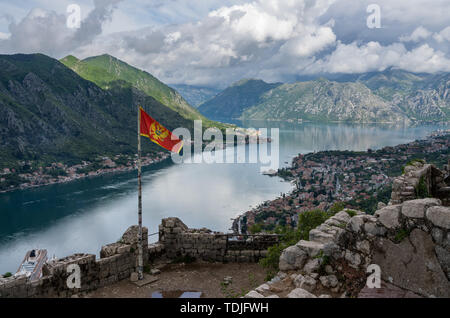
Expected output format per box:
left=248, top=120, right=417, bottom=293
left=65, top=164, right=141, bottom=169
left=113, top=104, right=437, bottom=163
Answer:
left=390, top=160, right=450, bottom=206
left=0, top=225, right=165, bottom=298
left=246, top=199, right=450, bottom=298
left=159, top=217, right=278, bottom=262
left=0, top=217, right=277, bottom=298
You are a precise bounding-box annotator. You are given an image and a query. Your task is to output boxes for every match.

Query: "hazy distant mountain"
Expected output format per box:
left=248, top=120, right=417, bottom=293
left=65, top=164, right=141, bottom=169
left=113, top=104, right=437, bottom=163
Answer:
left=242, top=79, right=410, bottom=123
left=201, top=70, right=450, bottom=123
left=0, top=54, right=193, bottom=168
left=60, top=54, right=204, bottom=121
left=355, top=69, right=450, bottom=121
left=198, top=79, right=282, bottom=120
left=170, top=84, right=220, bottom=107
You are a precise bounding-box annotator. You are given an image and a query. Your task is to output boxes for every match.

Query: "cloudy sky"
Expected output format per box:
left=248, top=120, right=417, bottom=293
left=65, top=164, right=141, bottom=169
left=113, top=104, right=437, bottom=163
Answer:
left=0, top=0, right=449, bottom=87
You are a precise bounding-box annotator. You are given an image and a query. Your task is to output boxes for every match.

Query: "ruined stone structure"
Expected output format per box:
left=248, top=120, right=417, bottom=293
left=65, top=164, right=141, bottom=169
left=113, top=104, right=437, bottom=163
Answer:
left=0, top=225, right=164, bottom=298
left=0, top=218, right=277, bottom=298
left=390, top=160, right=450, bottom=206
left=159, top=217, right=278, bottom=262
left=246, top=198, right=450, bottom=298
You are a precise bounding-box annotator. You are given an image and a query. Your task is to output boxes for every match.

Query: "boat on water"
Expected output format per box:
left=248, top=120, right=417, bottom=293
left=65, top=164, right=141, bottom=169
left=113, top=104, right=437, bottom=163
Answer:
left=16, top=249, right=48, bottom=281
left=261, top=169, right=277, bottom=176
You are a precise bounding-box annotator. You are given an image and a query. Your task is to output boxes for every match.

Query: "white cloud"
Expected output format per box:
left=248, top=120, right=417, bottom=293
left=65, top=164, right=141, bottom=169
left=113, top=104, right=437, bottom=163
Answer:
left=305, top=41, right=450, bottom=74
left=433, top=26, right=450, bottom=43
left=279, top=25, right=336, bottom=57
left=399, top=26, right=432, bottom=42
left=0, top=32, right=10, bottom=40
left=1, top=0, right=450, bottom=87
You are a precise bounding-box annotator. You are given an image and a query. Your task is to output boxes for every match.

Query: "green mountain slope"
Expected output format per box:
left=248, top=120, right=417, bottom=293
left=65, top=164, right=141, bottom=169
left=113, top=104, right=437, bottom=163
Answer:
left=242, top=79, right=410, bottom=123
left=60, top=54, right=205, bottom=121
left=0, top=53, right=193, bottom=168
left=198, top=79, right=282, bottom=120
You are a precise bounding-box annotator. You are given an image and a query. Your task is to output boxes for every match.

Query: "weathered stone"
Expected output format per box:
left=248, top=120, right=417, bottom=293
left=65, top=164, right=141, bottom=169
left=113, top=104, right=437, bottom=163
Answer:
left=323, top=242, right=342, bottom=259
left=279, top=245, right=308, bottom=271
left=293, top=274, right=316, bottom=292
left=377, top=202, right=387, bottom=210
left=117, top=245, right=131, bottom=254
left=332, top=211, right=351, bottom=224
left=376, top=205, right=401, bottom=229
left=296, top=240, right=324, bottom=257
left=303, top=258, right=320, bottom=273
left=431, top=228, right=443, bottom=245
left=344, top=250, right=361, bottom=268
left=356, top=240, right=371, bottom=254
left=372, top=229, right=450, bottom=297
left=325, top=265, right=334, bottom=274
left=265, top=294, right=280, bottom=298
left=100, top=243, right=120, bottom=258
left=287, top=288, right=317, bottom=298
left=347, top=216, right=365, bottom=233
left=426, top=206, right=450, bottom=229
left=402, top=198, right=441, bottom=219
left=319, top=275, right=338, bottom=288
left=255, top=283, right=271, bottom=295
left=150, top=269, right=161, bottom=275
left=244, top=291, right=265, bottom=298
left=122, top=225, right=148, bottom=245
left=309, top=229, right=335, bottom=244
left=130, top=272, right=139, bottom=282
left=435, top=246, right=450, bottom=279
left=319, top=294, right=332, bottom=298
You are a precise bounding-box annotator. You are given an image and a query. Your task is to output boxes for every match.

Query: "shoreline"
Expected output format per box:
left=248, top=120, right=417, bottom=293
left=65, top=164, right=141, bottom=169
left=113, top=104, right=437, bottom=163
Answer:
left=232, top=129, right=450, bottom=234
left=0, top=153, right=171, bottom=195
left=0, top=136, right=269, bottom=195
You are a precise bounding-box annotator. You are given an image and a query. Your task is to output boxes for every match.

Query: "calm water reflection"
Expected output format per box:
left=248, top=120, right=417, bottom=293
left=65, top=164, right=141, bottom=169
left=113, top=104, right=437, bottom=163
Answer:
left=0, top=122, right=447, bottom=273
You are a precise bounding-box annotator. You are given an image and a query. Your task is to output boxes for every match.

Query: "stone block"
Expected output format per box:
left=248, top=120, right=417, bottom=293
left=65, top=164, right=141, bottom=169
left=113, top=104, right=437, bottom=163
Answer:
left=426, top=206, right=450, bottom=229
left=279, top=245, right=308, bottom=271
left=376, top=205, right=401, bottom=229
left=296, top=240, right=324, bottom=257
left=402, top=198, right=441, bottom=219
left=287, top=288, right=317, bottom=298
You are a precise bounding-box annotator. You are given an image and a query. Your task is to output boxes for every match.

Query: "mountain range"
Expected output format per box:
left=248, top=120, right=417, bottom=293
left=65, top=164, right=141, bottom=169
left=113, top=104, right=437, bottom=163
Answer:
left=170, top=84, right=220, bottom=108
left=198, top=79, right=281, bottom=120
left=0, top=53, right=196, bottom=168
left=197, top=69, right=450, bottom=123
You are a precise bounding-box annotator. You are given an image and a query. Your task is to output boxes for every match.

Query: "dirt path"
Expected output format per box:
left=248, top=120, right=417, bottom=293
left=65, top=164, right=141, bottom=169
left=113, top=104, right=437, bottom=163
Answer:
left=84, top=262, right=267, bottom=298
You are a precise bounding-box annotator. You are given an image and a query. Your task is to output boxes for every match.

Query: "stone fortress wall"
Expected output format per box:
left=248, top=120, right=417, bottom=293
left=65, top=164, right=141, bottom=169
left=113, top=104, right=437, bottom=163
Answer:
left=0, top=218, right=277, bottom=298
left=244, top=163, right=450, bottom=298
left=390, top=160, right=450, bottom=206
left=159, top=217, right=278, bottom=262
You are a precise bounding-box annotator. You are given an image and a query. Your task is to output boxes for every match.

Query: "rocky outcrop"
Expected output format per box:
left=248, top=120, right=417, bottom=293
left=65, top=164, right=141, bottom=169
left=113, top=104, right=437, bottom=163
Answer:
left=246, top=199, right=450, bottom=298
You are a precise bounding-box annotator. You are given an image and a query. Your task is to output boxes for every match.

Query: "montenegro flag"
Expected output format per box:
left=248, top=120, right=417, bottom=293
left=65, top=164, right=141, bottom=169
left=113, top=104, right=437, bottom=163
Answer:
left=139, top=107, right=183, bottom=153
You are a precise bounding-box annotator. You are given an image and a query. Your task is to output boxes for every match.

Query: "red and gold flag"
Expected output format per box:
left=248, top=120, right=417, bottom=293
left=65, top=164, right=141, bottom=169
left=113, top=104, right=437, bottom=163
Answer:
left=139, top=107, right=183, bottom=153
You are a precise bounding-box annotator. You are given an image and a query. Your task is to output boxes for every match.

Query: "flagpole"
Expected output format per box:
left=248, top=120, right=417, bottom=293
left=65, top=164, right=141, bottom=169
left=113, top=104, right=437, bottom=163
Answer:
left=137, top=105, right=144, bottom=280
